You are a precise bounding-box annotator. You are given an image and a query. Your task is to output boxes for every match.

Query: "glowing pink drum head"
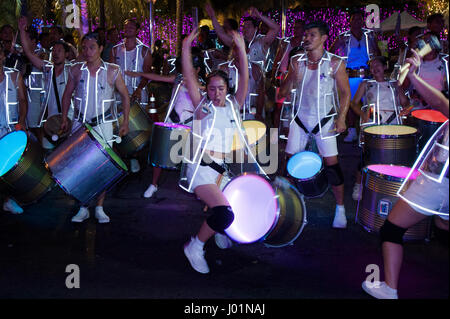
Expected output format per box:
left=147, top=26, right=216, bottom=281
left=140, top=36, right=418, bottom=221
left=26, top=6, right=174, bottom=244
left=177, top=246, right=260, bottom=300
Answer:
left=223, top=175, right=307, bottom=247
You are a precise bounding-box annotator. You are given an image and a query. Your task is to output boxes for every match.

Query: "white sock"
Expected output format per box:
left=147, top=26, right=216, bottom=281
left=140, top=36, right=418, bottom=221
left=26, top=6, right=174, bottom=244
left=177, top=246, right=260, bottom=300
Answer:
left=193, top=236, right=205, bottom=249
left=336, top=204, right=345, bottom=211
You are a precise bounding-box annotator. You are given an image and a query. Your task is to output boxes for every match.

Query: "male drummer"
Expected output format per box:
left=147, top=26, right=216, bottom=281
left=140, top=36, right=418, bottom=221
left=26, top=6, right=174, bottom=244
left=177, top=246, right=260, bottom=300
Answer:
left=60, top=32, right=130, bottom=223
left=0, top=41, right=28, bottom=214
left=18, top=17, right=72, bottom=147
left=110, top=19, right=152, bottom=173
left=279, top=21, right=351, bottom=228
left=329, top=8, right=381, bottom=142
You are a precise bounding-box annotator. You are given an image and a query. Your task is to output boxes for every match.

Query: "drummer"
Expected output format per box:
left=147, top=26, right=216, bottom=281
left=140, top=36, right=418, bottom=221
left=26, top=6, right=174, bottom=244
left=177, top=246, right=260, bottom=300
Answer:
left=110, top=18, right=152, bottom=174
left=0, top=41, right=28, bottom=214
left=124, top=50, right=205, bottom=198
left=349, top=56, right=410, bottom=200
left=60, top=32, right=130, bottom=224
left=362, top=48, right=449, bottom=299
left=180, top=28, right=263, bottom=274
left=278, top=21, right=351, bottom=229
left=18, top=17, right=73, bottom=147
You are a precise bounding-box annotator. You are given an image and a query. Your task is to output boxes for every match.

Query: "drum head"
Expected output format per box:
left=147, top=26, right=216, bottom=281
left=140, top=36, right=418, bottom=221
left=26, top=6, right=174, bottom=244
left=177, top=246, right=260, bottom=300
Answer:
left=85, top=124, right=128, bottom=172
left=366, top=164, right=418, bottom=180
left=223, top=174, right=278, bottom=244
left=363, top=125, right=417, bottom=136
left=153, top=122, right=190, bottom=130
left=43, top=114, right=72, bottom=138
left=412, top=110, right=448, bottom=123
left=232, top=120, right=267, bottom=151
left=287, top=151, right=322, bottom=179
left=0, top=131, right=27, bottom=177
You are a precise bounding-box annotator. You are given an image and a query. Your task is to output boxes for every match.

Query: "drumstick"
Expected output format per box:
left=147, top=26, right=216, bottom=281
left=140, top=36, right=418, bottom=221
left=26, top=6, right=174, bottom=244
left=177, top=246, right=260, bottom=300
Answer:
left=398, top=44, right=432, bottom=86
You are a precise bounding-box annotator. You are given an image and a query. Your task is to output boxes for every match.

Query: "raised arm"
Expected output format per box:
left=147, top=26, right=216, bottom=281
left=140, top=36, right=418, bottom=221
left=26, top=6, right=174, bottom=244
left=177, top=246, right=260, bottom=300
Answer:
left=125, top=70, right=176, bottom=83
left=205, top=2, right=233, bottom=48
left=406, top=49, right=449, bottom=118
left=248, top=7, right=280, bottom=47
left=182, top=27, right=202, bottom=107
left=18, top=16, right=44, bottom=70
left=232, top=31, right=249, bottom=107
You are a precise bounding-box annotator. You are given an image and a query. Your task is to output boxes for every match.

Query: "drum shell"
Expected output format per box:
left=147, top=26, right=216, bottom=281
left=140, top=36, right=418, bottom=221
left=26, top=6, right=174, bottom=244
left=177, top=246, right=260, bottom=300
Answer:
left=362, top=125, right=417, bottom=167
left=149, top=123, right=190, bottom=169
left=0, top=133, right=53, bottom=205
left=357, top=166, right=432, bottom=241
left=263, top=179, right=307, bottom=247
left=410, top=115, right=446, bottom=153
left=114, top=103, right=152, bottom=157
left=293, top=167, right=329, bottom=198
left=45, top=125, right=127, bottom=205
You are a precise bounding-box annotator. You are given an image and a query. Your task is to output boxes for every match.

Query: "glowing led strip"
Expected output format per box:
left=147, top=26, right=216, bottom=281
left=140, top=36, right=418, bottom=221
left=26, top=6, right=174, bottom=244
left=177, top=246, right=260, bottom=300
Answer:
left=5, top=69, right=19, bottom=126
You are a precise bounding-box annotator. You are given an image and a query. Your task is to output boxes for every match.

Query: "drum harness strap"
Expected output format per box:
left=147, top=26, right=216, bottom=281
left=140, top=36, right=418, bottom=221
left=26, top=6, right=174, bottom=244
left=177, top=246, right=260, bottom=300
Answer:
left=294, top=110, right=334, bottom=151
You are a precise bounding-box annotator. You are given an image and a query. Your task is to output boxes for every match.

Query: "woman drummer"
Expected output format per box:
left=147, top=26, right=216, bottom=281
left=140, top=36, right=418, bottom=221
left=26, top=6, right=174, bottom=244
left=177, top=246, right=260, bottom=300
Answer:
left=349, top=56, right=410, bottom=201
left=362, top=49, right=449, bottom=299
left=179, top=28, right=254, bottom=274
left=124, top=50, right=205, bottom=198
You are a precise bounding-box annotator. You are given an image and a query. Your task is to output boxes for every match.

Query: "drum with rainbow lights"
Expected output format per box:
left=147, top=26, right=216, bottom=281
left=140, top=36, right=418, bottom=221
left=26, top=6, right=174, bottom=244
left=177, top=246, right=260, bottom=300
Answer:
left=221, top=175, right=307, bottom=247
left=356, top=164, right=432, bottom=241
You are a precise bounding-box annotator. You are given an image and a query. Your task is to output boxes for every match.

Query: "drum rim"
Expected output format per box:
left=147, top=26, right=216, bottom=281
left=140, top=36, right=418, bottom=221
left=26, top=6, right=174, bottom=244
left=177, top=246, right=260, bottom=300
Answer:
left=84, top=123, right=129, bottom=172
left=0, top=130, right=30, bottom=178
left=287, top=151, right=324, bottom=181
left=153, top=121, right=191, bottom=130
left=263, top=176, right=308, bottom=248
left=363, top=164, right=412, bottom=183
left=43, top=114, right=73, bottom=139
left=362, top=124, right=418, bottom=137
left=411, top=110, right=448, bottom=124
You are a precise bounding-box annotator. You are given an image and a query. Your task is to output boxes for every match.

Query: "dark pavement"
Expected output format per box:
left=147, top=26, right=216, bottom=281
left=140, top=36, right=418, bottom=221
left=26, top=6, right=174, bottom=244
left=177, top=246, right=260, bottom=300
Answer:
left=0, top=136, right=448, bottom=302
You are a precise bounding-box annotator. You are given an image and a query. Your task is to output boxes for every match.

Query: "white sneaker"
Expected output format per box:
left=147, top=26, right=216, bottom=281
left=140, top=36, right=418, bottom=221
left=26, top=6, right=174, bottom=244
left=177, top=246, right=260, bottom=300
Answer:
left=130, top=159, right=140, bottom=173
left=95, top=206, right=110, bottom=223
left=362, top=281, right=398, bottom=299
left=41, top=136, right=55, bottom=150
left=352, top=183, right=362, bottom=201
left=3, top=198, right=24, bottom=214
left=344, top=128, right=357, bottom=142
left=143, top=184, right=158, bottom=198
left=72, top=207, right=89, bottom=222
left=215, top=233, right=233, bottom=249
left=183, top=237, right=210, bottom=274
left=332, top=206, right=347, bottom=228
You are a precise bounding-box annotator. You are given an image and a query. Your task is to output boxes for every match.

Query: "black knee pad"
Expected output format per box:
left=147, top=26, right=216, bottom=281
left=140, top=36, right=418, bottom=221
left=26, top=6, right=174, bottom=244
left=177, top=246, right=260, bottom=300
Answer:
left=206, top=206, right=234, bottom=234
left=325, top=163, right=344, bottom=186
left=380, top=220, right=407, bottom=245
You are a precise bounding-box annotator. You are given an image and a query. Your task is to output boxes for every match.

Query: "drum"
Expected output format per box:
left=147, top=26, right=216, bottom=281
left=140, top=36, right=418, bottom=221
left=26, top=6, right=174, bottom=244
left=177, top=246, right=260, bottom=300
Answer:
left=0, top=130, right=53, bottom=204
left=362, top=125, right=418, bottom=167
left=410, top=109, right=448, bottom=152
left=45, top=123, right=128, bottom=205
left=232, top=120, right=267, bottom=156
left=43, top=114, right=72, bottom=146
left=356, top=164, right=432, bottom=241
left=114, top=102, right=153, bottom=158
left=149, top=122, right=191, bottom=169
left=222, top=174, right=307, bottom=247
left=287, top=151, right=329, bottom=198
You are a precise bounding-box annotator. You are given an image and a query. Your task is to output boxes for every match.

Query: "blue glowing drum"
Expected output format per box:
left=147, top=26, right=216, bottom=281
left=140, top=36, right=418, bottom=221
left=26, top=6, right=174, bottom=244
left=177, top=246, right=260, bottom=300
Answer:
left=0, top=130, right=53, bottom=204
left=287, top=151, right=329, bottom=198
left=222, top=175, right=307, bottom=247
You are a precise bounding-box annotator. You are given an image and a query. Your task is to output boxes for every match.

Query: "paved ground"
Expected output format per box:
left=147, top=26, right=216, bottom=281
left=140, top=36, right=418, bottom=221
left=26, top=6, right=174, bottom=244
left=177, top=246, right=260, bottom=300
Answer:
left=0, top=135, right=448, bottom=307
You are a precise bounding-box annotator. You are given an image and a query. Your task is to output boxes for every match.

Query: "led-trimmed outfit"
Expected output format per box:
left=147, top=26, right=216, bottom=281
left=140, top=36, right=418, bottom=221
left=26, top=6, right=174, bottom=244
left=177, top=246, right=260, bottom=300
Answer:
left=0, top=68, right=20, bottom=139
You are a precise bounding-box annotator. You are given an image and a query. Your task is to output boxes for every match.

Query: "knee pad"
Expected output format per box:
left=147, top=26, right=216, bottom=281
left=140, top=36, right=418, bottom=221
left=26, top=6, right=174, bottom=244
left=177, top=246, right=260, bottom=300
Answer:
left=206, top=206, right=234, bottom=234
left=325, top=163, right=344, bottom=186
left=380, top=220, right=407, bottom=245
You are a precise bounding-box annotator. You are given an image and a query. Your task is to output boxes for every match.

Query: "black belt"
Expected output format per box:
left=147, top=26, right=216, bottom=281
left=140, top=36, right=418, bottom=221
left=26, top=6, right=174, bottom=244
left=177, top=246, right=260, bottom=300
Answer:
left=294, top=111, right=335, bottom=135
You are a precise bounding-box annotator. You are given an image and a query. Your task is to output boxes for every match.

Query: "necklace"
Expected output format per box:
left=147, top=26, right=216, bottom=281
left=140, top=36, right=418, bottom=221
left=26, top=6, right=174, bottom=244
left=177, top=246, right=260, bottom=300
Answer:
left=307, top=52, right=325, bottom=65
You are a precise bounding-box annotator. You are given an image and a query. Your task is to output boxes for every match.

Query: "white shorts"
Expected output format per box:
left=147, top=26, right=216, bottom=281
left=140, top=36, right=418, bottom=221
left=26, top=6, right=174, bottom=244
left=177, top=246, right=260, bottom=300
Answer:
left=285, top=120, right=338, bottom=157
left=186, top=158, right=224, bottom=191
left=401, top=174, right=449, bottom=221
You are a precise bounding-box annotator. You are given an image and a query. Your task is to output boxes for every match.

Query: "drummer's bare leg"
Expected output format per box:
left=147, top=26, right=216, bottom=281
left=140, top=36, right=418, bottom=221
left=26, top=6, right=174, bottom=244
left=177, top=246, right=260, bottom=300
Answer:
left=184, top=184, right=231, bottom=274
left=324, top=156, right=346, bottom=228
left=143, top=167, right=161, bottom=198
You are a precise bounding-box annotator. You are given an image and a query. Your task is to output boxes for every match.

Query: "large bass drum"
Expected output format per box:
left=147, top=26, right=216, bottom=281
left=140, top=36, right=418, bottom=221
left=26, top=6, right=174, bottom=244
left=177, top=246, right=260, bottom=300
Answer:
left=45, top=123, right=128, bottom=205
left=221, top=174, right=307, bottom=247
